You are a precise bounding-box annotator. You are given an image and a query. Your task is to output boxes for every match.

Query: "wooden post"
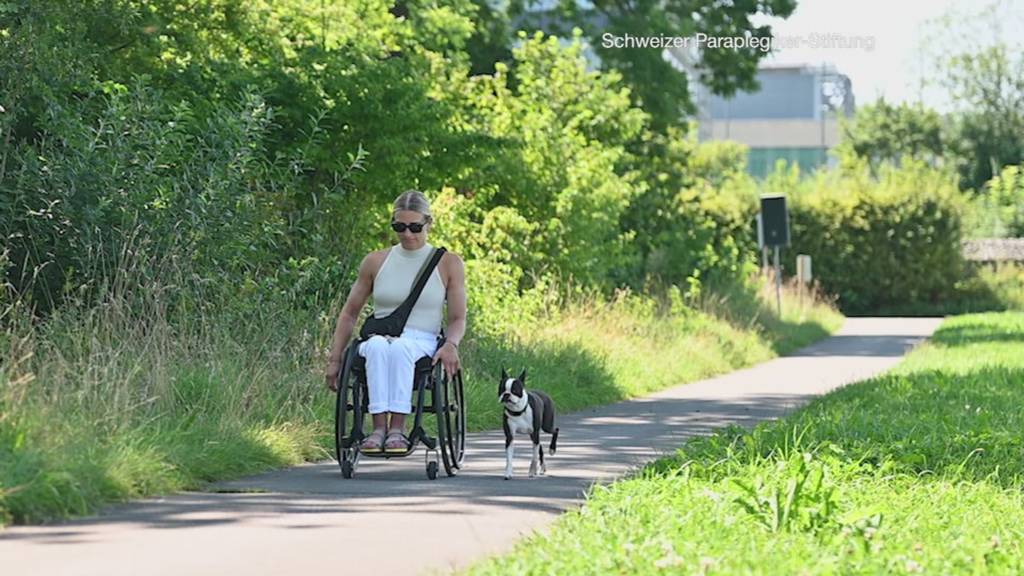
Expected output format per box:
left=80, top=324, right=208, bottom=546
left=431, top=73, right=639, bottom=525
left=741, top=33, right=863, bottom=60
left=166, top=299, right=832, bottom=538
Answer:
left=774, top=246, right=782, bottom=317
left=796, top=254, right=812, bottom=309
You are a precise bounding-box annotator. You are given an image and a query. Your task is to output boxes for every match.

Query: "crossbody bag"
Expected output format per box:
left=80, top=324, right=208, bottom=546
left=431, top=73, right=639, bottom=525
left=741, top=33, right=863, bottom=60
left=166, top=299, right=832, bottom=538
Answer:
left=358, top=246, right=446, bottom=340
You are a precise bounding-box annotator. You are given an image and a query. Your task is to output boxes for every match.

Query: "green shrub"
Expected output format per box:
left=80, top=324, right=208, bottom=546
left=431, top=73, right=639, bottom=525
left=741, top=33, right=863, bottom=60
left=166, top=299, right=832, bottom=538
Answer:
left=622, top=126, right=761, bottom=297
left=786, top=160, right=968, bottom=314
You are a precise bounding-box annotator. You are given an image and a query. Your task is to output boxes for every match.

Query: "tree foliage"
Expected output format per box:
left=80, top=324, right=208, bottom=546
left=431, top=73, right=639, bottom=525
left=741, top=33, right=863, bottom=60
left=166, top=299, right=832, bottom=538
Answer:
left=965, top=162, right=1024, bottom=238
left=2, top=0, right=990, bottom=323
left=836, top=99, right=945, bottom=170
left=944, top=44, right=1024, bottom=191
left=507, top=0, right=797, bottom=132
left=909, top=3, right=1024, bottom=192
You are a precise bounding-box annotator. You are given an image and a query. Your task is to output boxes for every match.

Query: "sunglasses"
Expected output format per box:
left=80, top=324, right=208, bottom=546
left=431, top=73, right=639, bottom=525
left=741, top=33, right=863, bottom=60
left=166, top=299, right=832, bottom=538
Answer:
left=391, top=220, right=427, bottom=233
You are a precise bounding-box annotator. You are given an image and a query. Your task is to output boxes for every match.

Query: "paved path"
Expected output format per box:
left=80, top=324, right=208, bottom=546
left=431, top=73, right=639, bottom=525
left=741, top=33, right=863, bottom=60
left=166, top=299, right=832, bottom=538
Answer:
left=0, top=318, right=942, bottom=576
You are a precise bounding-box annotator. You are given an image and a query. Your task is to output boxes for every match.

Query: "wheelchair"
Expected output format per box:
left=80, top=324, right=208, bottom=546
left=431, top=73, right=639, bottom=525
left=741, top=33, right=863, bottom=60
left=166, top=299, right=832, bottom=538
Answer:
left=334, top=332, right=466, bottom=480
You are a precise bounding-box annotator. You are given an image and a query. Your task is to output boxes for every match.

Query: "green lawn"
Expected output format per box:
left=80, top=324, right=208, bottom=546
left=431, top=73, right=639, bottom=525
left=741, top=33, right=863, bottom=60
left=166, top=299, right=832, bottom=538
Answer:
left=466, top=311, right=1024, bottom=575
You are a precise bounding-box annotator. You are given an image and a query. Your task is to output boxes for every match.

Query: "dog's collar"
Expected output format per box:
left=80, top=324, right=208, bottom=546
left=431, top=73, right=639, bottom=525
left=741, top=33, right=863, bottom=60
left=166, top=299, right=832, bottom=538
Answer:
left=504, top=405, right=527, bottom=417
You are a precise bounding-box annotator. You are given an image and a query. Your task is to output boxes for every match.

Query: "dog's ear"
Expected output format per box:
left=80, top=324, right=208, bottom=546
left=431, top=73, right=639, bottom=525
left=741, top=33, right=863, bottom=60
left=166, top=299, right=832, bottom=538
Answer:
left=500, top=366, right=508, bottom=381
left=518, top=368, right=527, bottom=383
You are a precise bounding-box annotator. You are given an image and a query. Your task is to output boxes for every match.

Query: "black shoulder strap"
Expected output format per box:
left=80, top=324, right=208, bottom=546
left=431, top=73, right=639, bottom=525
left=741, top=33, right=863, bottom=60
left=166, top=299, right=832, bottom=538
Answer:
left=391, top=247, right=446, bottom=325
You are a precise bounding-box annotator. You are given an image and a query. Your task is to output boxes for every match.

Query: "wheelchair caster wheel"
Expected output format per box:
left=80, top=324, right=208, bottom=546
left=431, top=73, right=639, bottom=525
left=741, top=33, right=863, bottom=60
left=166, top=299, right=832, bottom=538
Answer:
left=342, top=460, right=354, bottom=479
left=426, top=460, right=438, bottom=480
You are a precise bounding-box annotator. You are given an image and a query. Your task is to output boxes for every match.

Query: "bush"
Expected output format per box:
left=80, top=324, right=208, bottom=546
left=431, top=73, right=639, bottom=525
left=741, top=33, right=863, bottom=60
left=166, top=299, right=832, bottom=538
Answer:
left=785, top=160, right=968, bottom=314
left=622, top=126, right=761, bottom=297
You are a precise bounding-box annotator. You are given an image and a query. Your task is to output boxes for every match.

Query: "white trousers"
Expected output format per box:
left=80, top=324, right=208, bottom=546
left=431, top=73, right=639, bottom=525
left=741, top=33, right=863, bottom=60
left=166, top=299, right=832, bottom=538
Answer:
left=358, top=328, right=439, bottom=414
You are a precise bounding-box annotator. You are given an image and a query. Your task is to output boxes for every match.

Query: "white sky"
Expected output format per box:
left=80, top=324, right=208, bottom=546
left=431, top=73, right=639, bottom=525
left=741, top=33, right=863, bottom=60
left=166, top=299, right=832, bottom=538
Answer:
left=751, top=0, right=1024, bottom=111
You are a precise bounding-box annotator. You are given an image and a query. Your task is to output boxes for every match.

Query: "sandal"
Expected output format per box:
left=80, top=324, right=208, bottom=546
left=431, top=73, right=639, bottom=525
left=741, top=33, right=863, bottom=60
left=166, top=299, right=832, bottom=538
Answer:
left=384, top=430, right=411, bottom=453
left=360, top=429, right=385, bottom=452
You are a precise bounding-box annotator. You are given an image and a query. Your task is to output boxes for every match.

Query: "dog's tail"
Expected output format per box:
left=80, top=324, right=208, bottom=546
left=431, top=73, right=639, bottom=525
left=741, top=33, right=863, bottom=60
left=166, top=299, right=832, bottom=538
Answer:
left=549, top=428, right=559, bottom=455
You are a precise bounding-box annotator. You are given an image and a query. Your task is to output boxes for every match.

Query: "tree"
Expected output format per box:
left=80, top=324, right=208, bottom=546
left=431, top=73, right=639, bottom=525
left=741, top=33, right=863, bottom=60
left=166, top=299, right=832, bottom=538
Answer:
left=504, top=0, right=797, bottom=132
left=0, top=0, right=484, bottom=312
left=914, top=1, right=1024, bottom=191
left=836, top=98, right=945, bottom=170
left=944, top=44, right=1024, bottom=191
left=463, top=0, right=515, bottom=75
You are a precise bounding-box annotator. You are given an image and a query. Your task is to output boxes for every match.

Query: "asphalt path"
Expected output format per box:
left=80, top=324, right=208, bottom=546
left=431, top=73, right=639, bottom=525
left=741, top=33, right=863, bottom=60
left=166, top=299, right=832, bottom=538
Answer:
left=0, top=317, right=943, bottom=576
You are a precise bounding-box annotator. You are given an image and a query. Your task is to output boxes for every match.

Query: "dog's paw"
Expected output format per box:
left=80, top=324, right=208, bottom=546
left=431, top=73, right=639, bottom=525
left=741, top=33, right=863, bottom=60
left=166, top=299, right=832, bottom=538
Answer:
left=504, top=474, right=512, bottom=480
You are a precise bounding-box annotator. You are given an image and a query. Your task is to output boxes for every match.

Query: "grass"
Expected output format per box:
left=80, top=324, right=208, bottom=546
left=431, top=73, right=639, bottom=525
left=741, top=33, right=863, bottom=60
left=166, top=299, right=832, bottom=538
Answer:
left=465, top=311, right=1024, bottom=575
left=0, top=278, right=841, bottom=526
left=461, top=279, right=841, bottom=432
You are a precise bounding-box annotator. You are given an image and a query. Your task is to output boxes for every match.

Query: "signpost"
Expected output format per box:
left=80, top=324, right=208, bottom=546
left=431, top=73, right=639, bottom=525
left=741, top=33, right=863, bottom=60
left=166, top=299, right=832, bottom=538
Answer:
left=796, top=253, right=812, bottom=307
left=757, top=194, right=790, bottom=316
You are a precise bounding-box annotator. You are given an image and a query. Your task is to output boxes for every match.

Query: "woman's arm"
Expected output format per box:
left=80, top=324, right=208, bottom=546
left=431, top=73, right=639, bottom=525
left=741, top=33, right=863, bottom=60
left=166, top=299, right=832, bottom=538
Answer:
left=434, top=253, right=467, bottom=376
left=325, top=253, right=377, bottom=390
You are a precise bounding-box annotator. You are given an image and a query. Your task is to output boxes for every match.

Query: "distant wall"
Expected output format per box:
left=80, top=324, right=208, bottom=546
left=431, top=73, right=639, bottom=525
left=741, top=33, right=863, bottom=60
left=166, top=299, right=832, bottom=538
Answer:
left=963, top=239, right=1024, bottom=262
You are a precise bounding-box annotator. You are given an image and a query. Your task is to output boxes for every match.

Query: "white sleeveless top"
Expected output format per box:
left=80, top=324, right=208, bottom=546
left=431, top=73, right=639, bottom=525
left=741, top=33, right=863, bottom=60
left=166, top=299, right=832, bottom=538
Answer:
left=372, top=243, right=446, bottom=335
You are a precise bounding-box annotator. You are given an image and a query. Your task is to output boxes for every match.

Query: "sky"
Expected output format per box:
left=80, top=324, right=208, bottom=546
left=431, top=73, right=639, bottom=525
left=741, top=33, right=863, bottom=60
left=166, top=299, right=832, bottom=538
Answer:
left=750, top=0, right=1024, bottom=111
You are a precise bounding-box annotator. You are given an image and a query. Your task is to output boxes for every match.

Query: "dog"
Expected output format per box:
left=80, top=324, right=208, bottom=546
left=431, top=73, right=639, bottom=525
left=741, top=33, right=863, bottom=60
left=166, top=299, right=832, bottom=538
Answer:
left=499, top=367, right=559, bottom=479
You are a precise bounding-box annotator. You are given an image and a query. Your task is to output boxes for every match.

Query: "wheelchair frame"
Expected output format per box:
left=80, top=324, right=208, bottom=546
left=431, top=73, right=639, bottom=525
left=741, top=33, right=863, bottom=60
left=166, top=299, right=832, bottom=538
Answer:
left=334, top=335, right=466, bottom=480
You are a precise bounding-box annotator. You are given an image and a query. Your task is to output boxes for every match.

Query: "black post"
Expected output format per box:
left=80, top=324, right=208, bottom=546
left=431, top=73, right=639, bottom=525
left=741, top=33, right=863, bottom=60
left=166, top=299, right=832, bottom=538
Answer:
left=760, top=194, right=790, bottom=318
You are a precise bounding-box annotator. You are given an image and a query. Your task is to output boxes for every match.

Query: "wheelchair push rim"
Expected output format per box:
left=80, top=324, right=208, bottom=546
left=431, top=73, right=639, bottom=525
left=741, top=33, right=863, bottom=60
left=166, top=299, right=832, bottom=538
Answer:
left=435, top=363, right=466, bottom=476
left=334, top=344, right=362, bottom=475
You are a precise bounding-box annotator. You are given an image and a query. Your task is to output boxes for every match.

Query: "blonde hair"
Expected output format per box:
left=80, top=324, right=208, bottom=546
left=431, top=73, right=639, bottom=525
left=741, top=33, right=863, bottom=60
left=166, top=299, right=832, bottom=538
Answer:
left=392, top=189, right=433, bottom=223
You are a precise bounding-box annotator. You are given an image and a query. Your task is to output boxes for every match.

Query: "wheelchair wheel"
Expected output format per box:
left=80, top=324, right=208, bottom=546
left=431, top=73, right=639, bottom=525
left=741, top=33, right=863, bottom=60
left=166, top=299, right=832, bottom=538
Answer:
left=334, top=344, right=360, bottom=477
left=449, top=370, right=466, bottom=469
left=434, top=363, right=466, bottom=476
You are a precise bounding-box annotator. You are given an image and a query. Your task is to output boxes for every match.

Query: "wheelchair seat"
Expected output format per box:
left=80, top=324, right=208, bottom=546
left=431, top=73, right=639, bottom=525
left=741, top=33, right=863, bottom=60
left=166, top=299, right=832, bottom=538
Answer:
left=349, top=352, right=436, bottom=377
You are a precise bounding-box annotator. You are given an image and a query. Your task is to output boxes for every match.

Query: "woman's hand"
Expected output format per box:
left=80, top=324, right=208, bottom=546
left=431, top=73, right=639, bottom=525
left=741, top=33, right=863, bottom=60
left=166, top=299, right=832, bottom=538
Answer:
left=325, top=361, right=341, bottom=392
left=432, top=341, right=460, bottom=379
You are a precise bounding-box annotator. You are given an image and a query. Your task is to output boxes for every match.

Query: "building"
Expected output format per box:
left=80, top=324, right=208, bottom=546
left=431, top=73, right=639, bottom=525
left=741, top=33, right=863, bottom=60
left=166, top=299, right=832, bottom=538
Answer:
left=689, top=64, right=855, bottom=178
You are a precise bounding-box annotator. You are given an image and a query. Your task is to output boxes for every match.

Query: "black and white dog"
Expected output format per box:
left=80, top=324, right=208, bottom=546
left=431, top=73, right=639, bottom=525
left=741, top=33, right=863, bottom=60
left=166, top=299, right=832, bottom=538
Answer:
left=499, top=367, right=559, bottom=480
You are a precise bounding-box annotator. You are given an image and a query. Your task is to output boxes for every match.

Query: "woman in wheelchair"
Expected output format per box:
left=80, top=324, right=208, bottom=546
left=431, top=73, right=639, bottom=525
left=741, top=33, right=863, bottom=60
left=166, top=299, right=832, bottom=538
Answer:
left=324, top=189, right=466, bottom=454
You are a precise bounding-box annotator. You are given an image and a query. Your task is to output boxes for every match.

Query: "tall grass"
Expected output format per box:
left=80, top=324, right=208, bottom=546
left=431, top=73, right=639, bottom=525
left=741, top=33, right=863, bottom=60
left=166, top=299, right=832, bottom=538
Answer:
left=697, top=270, right=841, bottom=354
left=0, top=241, right=334, bottom=524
